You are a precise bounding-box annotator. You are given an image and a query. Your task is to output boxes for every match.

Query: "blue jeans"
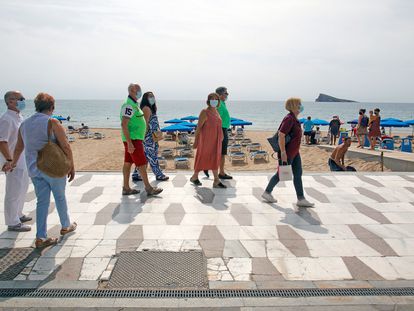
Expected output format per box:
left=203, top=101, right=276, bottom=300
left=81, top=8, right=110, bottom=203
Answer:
left=31, top=172, right=71, bottom=239
left=265, top=154, right=304, bottom=200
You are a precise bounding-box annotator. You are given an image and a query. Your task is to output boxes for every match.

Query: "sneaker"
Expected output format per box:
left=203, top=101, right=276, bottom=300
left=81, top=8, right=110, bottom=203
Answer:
left=261, top=192, right=277, bottom=203
left=60, top=222, right=77, bottom=236
left=19, top=215, right=32, bottom=223
left=8, top=223, right=31, bottom=232
left=297, top=198, right=315, bottom=208
left=35, top=237, right=58, bottom=249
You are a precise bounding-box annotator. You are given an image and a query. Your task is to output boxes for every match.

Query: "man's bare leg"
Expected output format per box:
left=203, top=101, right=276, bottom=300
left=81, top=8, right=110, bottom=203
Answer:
left=123, top=162, right=132, bottom=190
left=138, top=164, right=152, bottom=190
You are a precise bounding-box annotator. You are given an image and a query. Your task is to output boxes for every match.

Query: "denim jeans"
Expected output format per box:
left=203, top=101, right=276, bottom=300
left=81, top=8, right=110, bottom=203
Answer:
left=31, top=172, right=71, bottom=239
left=265, top=153, right=304, bottom=200
left=328, top=158, right=344, bottom=171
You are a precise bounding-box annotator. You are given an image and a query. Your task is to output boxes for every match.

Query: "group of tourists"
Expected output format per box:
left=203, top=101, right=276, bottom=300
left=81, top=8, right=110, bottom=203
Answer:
left=5, top=83, right=364, bottom=249
left=356, top=108, right=381, bottom=150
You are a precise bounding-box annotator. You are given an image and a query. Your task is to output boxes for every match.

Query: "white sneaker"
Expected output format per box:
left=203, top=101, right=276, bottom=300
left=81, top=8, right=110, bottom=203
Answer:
left=261, top=192, right=277, bottom=203
left=297, top=198, right=315, bottom=208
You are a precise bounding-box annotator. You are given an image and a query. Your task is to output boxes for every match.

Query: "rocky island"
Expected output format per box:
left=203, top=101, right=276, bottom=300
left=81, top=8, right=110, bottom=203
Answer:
left=315, top=93, right=357, bottom=102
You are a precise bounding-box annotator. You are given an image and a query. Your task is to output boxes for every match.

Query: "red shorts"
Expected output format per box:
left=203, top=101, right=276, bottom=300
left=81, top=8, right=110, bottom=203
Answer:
left=123, top=140, right=147, bottom=167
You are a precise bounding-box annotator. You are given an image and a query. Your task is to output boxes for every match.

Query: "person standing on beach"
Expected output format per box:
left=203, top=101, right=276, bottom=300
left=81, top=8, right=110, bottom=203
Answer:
left=0, top=91, right=32, bottom=232
left=120, top=83, right=163, bottom=196
left=328, top=137, right=355, bottom=171
left=216, top=86, right=233, bottom=180
left=356, top=109, right=369, bottom=148
left=261, top=98, right=314, bottom=208
left=132, top=91, right=169, bottom=182
left=368, top=108, right=381, bottom=150
left=190, top=93, right=226, bottom=188
left=303, top=116, right=314, bottom=145
left=329, top=116, right=341, bottom=145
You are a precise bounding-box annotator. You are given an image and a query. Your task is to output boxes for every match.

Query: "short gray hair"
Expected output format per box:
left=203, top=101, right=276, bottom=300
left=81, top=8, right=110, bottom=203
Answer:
left=128, top=83, right=140, bottom=92
left=215, top=86, right=227, bottom=95
left=4, top=91, right=16, bottom=104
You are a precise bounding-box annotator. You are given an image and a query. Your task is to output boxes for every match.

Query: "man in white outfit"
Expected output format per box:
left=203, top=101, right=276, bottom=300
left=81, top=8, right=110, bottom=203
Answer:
left=0, top=91, right=31, bottom=231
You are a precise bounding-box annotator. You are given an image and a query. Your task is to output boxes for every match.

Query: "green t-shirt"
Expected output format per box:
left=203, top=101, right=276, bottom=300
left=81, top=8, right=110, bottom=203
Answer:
left=120, top=97, right=146, bottom=141
left=217, top=100, right=230, bottom=129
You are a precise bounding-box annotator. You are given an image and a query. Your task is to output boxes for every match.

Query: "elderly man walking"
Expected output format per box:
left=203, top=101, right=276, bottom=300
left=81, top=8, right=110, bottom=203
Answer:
left=120, top=83, right=162, bottom=196
left=0, top=91, right=31, bottom=231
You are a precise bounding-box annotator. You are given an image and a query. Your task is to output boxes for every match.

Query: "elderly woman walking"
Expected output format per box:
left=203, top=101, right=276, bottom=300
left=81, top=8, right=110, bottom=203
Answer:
left=190, top=93, right=226, bottom=188
left=6, top=93, right=77, bottom=248
left=262, top=98, right=314, bottom=207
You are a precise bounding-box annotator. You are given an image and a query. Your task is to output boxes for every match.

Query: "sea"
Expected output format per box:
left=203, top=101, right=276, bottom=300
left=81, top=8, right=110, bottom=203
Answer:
left=1, top=100, right=413, bottom=133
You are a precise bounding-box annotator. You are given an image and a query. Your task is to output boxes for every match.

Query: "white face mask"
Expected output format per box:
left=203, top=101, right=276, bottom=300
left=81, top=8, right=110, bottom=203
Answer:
left=209, top=100, right=218, bottom=107
left=148, top=97, right=156, bottom=105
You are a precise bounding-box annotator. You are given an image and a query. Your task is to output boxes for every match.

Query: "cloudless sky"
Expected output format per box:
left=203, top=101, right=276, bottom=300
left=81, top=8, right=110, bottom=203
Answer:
left=0, top=0, right=413, bottom=101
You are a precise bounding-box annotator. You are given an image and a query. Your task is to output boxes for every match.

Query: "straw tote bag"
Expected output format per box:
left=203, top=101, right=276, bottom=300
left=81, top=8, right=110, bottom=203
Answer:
left=37, top=119, right=71, bottom=178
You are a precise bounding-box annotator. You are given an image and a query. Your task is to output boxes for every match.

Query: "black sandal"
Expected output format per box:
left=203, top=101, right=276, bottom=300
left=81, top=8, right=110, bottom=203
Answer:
left=213, top=182, right=227, bottom=189
left=190, top=178, right=202, bottom=186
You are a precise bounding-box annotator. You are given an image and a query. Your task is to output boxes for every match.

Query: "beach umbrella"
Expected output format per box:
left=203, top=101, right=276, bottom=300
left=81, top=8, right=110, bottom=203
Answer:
left=231, top=120, right=253, bottom=126
left=164, top=118, right=185, bottom=124
left=380, top=120, right=409, bottom=136
left=161, top=124, right=192, bottom=132
left=180, top=115, right=198, bottom=121
left=347, top=119, right=358, bottom=125
left=230, top=117, right=243, bottom=122
left=405, top=119, right=414, bottom=125
left=312, top=118, right=329, bottom=126
left=178, top=121, right=197, bottom=128
left=381, top=118, right=403, bottom=123
left=52, top=115, right=67, bottom=121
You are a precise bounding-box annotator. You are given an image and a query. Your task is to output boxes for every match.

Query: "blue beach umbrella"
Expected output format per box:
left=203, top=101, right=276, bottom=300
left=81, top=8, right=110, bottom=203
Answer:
left=312, top=118, right=329, bottom=126
left=405, top=119, right=414, bottom=125
left=164, top=118, right=185, bottom=124
left=161, top=124, right=192, bottom=132
left=380, top=120, right=409, bottom=127
left=52, top=115, right=67, bottom=121
left=180, top=115, right=198, bottom=121
left=178, top=121, right=197, bottom=128
left=230, top=117, right=243, bottom=122
left=381, top=118, right=403, bottom=123
left=231, top=120, right=253, bottom=126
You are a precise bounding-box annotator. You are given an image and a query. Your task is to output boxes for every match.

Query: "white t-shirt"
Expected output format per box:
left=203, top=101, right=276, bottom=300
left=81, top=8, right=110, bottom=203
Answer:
left=0, top=110, right=26, bottom=169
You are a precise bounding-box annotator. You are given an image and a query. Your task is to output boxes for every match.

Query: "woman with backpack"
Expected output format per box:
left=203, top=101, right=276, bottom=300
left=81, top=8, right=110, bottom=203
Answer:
left=356, top=109, right=369, bottom=148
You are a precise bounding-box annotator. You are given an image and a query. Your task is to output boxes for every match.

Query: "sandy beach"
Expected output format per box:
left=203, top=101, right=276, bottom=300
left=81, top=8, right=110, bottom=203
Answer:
left=69, top=129, right=388, bottom=172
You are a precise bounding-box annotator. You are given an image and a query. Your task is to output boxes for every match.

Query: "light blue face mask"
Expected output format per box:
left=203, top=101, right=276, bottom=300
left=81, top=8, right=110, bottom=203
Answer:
left=299, top=105, right=304, bottom=113
left=148, top=97, right=156, bottom=105
left=209, top=100, right=218, bottom=108
left=136, top=91, right=142, bottom=99
left=16, top=100, right=26, bottom=111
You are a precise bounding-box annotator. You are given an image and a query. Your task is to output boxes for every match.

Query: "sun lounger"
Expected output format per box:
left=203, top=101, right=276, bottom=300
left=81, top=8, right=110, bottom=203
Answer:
left=174, top=157, right=189, bottom=169
left=78, top=129, right=93, bottom=139
left=94, top=132, right=105, bottom=139
left=67, top=135, right=76, bottom=143
left=161, top=149, right=175, bottom=158
left=250, top=150, right=269, bottom=162
left=179, top=148, right=193, bottom=157
left=228, top=144, right=242, bottom=153
left=158, top=156, right=167, bottom=169
left=246, top=143, right=261, bottom=153
left=229, top=151, right=247, bottom=164
left=164, top=133, right=173, bottom=141
left=241, top=138, right=252, bottom=146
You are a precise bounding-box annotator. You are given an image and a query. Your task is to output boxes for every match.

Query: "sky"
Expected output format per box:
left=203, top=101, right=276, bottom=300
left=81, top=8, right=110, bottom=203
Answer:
left=0, top=0, right=413, bottom=102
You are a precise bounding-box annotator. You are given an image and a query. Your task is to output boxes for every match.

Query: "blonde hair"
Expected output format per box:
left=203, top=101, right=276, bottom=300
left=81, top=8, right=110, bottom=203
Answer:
left=285, top=97, right=301, bottom=112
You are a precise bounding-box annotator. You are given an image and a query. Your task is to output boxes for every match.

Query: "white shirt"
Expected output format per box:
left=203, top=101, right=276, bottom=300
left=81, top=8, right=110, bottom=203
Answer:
left=0, top=109, right=26, bottom=169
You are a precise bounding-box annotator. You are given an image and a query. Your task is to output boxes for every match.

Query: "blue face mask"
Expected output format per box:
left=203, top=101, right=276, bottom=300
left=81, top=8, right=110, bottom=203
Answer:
left=299, top=105, right=304, bottom=113
left=16, top=100, right=26, bottom=111
left=136, top=91, right=142, bottom=99
left=209, top=100, right=218, bottom=108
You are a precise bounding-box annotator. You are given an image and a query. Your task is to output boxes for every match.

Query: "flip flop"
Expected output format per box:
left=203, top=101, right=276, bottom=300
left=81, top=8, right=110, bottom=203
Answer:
left=122, top=188, right=140, bottom=195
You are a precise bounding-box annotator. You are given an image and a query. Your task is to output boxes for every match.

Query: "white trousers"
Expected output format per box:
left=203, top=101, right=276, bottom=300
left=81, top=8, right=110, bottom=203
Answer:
left=4, top=167, right=29, bottom=226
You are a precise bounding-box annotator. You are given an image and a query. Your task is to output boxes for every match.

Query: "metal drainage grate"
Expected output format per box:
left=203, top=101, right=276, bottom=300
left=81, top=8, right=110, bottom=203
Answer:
left=107, top=251, right=208, bottom=289
left=0, top=248, right=39, bottom=281
left=1, top=287, right=414, bottom=298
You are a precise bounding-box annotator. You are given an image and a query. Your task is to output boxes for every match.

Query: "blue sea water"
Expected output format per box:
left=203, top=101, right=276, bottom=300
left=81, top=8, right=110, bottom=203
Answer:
left=1, top=100, right=413, bottom=132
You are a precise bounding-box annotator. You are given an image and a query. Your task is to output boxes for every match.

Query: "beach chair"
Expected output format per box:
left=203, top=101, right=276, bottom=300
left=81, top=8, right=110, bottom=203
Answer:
left=164, top=133, right=173, bottom=141
left=158, top=156, right=167, bottom=169
left=228, top=144, right=242, bottom=153
left=174, top=157, right=189, bottom=169
left=67, top=135, right=76, bottom=143
left=229, top=151, right=247, bottom=164
left=250, top=150, right=269, bottom=162
left=161, top=149, right=175, bottom=158
left=94, top=132, right=105, bottom=139
left=241, top=138, right=252, bottom=146
left=246, top=142, right=261, bottom=153
left=235, top=132, right=244, bottom=140
left=78, top=129, right=93, bottom=139
left=179, top=147, right=193, bottom=157
left=178, top=133, right=191, bottom=147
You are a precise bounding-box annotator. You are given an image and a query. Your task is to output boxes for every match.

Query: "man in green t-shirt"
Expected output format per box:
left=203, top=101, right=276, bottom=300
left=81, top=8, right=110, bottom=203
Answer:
left=120, top=83, right=162, bottom=196
left=216, top=86, right=233, bottom=179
